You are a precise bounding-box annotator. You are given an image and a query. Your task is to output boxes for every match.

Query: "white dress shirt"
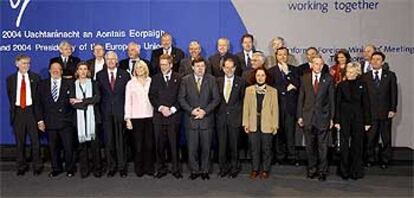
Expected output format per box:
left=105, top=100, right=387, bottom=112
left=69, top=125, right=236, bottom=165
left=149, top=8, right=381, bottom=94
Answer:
left=94, top=58, right=105, bottom=79
left=372, top=68, right=383, bottom=80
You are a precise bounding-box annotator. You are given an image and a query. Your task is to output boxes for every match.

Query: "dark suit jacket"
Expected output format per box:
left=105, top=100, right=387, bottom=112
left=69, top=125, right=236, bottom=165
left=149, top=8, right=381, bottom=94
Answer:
left=149, top=71, right=182, bottom=125
left=96, top=68, right=131, bottom=121
left=6, top=71, right=41, bottom=125
left=359, top=60, right=390, bottom=73
left=334, top=78, right=371, bottom=125
left=179, top=57, right=212, bottom=77
left=268, top=65, right=300, bottom=116
left=297, top=62, right=329, bottom=76
left=297, top=72, right=335, bottom=130
left=118, top=58, right=151, bottom=75
left=49, top=55, right=81, bottom=79
left=208, top=52, right=242, bottom=77
left=215, top=75, right=246, bottom=128
left=36, top=78, right=74, bottom=130
left=70, top=80, right=102, bottom=125
left=178, top=73, right=220, bottom=129
left=235, top=50, right=257, bottom=72
left=361, top=70, right=397, bottom=120
left=86, top=58, right=107, bottom=79
left=150, top=47, right=185, bottom=75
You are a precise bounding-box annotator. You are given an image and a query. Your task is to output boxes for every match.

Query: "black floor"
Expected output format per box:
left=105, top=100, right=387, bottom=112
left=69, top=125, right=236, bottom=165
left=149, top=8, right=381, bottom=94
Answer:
left=1, top=161, right=413, bottom=197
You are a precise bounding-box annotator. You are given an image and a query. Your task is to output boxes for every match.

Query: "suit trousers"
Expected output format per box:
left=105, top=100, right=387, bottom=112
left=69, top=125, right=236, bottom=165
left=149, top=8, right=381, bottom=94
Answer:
left=48, top=127, right=74, bottom=172
left=304, top=126, right=329, bottom=175
left=103, top=115, right=126, bottom=172
left=131, top=118, right=155, bottom=175
left=154, top=123, right=180, bottom=174
left=274, top=110, right=297, bottom=161
left=366, top=119, right=392, bottom=164
left=339, top=118, right=364, bottom=178
left=217, top=123, right=240, bottom=172
left=78, top=138, right=101, bottom=176
left=249, top=131, right=273, bottom=172
left=186, top=128, right=213, bottom=174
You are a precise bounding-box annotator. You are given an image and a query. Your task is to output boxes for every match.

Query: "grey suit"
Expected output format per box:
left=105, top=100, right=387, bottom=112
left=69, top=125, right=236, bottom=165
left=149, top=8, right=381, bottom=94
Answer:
left=178, top=73, right=220, bottom=173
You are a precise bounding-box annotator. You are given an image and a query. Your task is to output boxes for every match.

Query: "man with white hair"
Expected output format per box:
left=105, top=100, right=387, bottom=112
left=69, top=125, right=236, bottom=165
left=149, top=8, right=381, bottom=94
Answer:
left=49, top=40, right=81, bottom=79
left=208, top=37, right=241, bottom=77
left=179, top=41, right=212, bottom=76
left=119, top=42, right=151, bottom=76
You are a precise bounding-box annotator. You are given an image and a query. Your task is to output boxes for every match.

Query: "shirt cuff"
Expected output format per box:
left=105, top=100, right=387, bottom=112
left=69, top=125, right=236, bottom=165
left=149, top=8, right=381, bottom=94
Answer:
left=170, top=106, right=177, bottom=114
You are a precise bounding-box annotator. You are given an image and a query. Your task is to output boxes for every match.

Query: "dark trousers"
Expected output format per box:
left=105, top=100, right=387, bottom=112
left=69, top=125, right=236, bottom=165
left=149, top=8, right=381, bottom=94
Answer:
left=304, top=126, right=329, bottom=175
left=48, top=127, right=74, bottom=172
left=131, top=118, right=154, bottom=175
left=274, top=111, right=297, bottom=161
left=13, top=107, right=42, bottom=171
left=186, top=128, right=212, bottom=174
left=339, top=118, right=364, bottom=178
left=103, top=115, right=126, bottom=172
left=249, top=131, right=273, bottom=172
left=217, top=123, right=240, bottom=172
left=366, top=119, right=392, bottom=164
left=154, top=123, right=179, bottom=174
left=78, top=138, right=101, bottom=176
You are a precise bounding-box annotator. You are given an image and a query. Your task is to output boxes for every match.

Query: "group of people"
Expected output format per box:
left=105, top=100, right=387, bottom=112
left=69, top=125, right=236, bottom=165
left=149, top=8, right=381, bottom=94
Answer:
left=6, top=32, right=398, bottom=182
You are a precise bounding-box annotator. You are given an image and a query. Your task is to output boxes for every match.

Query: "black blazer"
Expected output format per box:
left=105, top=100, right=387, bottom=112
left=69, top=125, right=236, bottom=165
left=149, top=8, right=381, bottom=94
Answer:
left=96, top=68, right=131, bottom=121
left=36, top=79, right=74, bottom=130
left=49, top=55, right=81, bottom=79
left=361, top=70, right=397, bottom=120
left=334, top=78, right=371, bottom=125
left=297, top=62, right=329, bottom=76
left=215, top=75, right=246, bottom=128
left=268, top=65, right=300, bottom=117
left=150, top=47, right=185, bottom=75
left=235, top=50, right=257, bottom=72
left=178, top=73, right=220, bottom=129
left=359, top=61, right=390, bottom=73
left=148, top=72, right=182, bottom=125
left=297, top=72, right=335, bottom=130
left=118, top=58, right=151, bottom=76
left=208, top=52, right=242, bottom=77
left=6, top=71, right=41, bottom=124
left=86, top=58, right=107, bottom=79
left=70, top=80, right=102, bottom=125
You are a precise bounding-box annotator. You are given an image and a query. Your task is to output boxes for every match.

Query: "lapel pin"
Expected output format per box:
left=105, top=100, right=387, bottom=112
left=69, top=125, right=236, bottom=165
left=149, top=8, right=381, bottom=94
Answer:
left=359, top=85, right=363, bottom=89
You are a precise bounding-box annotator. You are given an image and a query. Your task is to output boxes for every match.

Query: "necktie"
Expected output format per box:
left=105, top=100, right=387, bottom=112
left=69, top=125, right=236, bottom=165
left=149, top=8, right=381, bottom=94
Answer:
left=219, top=56, right=225, bottom=69
left=131, top=60, right=137, bottom=75
left=52, top=80, right=58, bottom=102
left=224, top=79, right=231, bottom=103
left=165, top=75, right=169, bottom=86
left=20, top=75, right=26, bottom=109
left=110, top=72, right=116, bottom=91
left=374, top=71, right=380, bottom=87
left=196, top=77, right=201, bottom=93
left=367, top=64, right=372, bottom=73
left=313, top=75, right=319, bottom=94
left=246, top=53, right=252, bottom=68
left=63, top=57, right=67, bottom=68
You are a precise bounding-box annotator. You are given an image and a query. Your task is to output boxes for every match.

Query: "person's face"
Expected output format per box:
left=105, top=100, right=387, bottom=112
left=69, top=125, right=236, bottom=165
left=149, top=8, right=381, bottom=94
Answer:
left=242, top=37, right=253, bottom=51
left=77, top=65, right=89, bottom=79
left=49, top=63, right=63, bottom=79
left=223, top=61, right=235, bottom=78
left=160, top=59, right=172, bottom=74
left=161, top=35, right=172, bottom=50
left=251, top=55, right=263, bottom=69
left=217, top=39, right=229, bottom=55
left=60, top=45, right=72, bottom=57
left=192, top=61, right=206, bottom=77
left=363, top=46, right=375, bottom=61
left=93, top=45, right=105, bottom=59
left=106, top=54, right=117, bottom=69
left=306, top=49, right=317, bottom=62
left=370, top=55, right=384, bottom=70
left=337, top=53, right=347, bottom=65
left=272, top=39, right=284, bottom=51
left=127, top=45, right=139, bottom=59
left=276, top=49, right=288, bottom=64
left=189, top=44, right=201, bottom=58
left=345, top=67, right=358, bottom=80
left=135, top=65, right=146, bottom=77
left=255, top=70, right=266, bottom=84
left=16, top=58, right=30, bottom=73
left=311, top=58, right=324, bottom=73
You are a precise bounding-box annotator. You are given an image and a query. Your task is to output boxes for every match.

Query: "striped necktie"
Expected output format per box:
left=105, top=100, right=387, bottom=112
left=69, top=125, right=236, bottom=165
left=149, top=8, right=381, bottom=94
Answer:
left=52, top=80, right=58, bottom=102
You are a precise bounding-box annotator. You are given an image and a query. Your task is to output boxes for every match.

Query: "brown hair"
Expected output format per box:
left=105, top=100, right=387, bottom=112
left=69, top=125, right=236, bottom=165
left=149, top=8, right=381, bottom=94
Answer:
left=249, top=67, right=272, bottom=85
left=74, top=62, right=92, bottom=79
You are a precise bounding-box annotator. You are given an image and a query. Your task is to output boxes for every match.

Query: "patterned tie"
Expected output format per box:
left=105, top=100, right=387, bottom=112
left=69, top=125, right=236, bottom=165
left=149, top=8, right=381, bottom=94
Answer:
left=52, top=80, right=58, bottom=102
left=20, top=75, right=26, bottom=109
left=367, top=64, right=372, bottom=73
left=374, top=71, right=380, bottom=87
left=313, top=75, right=319, bottom=94
left=246, top=53, right=252, bottom=68
left=224, top=79, right=231, bottom=103
left=110, top=72, right=116, bottom=91
left=196, top=77, right=201, bottom=93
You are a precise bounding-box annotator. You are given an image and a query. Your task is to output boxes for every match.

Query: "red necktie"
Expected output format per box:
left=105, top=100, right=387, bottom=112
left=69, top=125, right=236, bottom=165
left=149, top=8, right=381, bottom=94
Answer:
left=20, top=75, right=26, bottom=109
left=110, top=72, right=116, bottom=91
left=313, top=75, right=319, bottom=94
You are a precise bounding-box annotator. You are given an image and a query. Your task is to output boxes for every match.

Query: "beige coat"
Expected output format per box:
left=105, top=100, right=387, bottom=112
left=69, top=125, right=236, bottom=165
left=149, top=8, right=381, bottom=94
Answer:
left=242, top=85, right=279, bottom=134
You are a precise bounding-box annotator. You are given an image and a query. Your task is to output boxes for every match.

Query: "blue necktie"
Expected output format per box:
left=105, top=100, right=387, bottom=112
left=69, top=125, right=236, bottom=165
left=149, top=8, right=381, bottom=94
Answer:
left=52, top=80, right=58, bottom=101
left=374, top=71, right=380, bottom=87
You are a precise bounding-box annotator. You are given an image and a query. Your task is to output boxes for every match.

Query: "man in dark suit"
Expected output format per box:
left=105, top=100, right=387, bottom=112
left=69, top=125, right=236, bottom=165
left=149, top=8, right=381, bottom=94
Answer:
left=178, top=57, right=220, bottom=180
left=6, top=54, right=43, bottom=176
left=96, top=51, right=131, bottom=178
left=149, top=54, right=183, bottom=179
left=179, top=41, right=212, bottom=76
left=150, top=33, right=185, bottom=75
left=362, top=52, right=397, bottom=169
left=36, top=62, right=75, bottom=178
left=215, top=57, right=246, bottom=178
left=235, top=33, right=257, bottom=72
left=360, top=44, right=390, bottom=73
left=86, top=43, right=106, bottom=80
left=268, top=47, right=300, bottom=165
left=297, top=55, right=335, bottom=182
left=297, top=47, right=329, bottom=76
left=119, top=42, right=151, bottom=76
left=208, top=38, right=241, bottom=77
left=49, top=40, right=81, bottom=80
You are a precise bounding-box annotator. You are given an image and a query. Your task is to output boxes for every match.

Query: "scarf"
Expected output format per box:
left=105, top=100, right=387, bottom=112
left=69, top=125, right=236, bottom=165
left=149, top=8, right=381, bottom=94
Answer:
left=75, top=79, right=96, bottom=143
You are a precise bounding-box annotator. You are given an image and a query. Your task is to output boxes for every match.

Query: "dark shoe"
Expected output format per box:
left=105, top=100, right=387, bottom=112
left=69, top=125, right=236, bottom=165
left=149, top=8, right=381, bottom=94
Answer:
left=289, top=159, right=300, bottom=166
left=33, top=169, right=42, bottom=176
left=93, top=171, right=102, bottom=178
left=16, top=170, right=25, bottom=176
left=228, top=170, right=239, bottom=178
left=120, top=170, right=128, bottom=178
left=201, top=173, right=210, bottom=180
left=81, top=172, right=89, bottom=179
left=172, top=172, right=183, bottom=179
left=155, top=171, right=168, bottom=179
left=380, top=164, right=388, bottom=169
left=107, top=170, right=116, bottom=177
left=66, top=171, right=74, bottom=178
left=318, top=174, right=327, bottom=182
left=250, top=171, right=259, bottom=179
left=189, top=173, right=199, bottom=180
left=49, top=171, right=62, bottom=178
left=217, top=169, right=229, bottom=178
left=260, top=171, right=269, bottom=180
left=307, top=172, right=317, bottom=179
left=366, top=162, right=373, bottom=168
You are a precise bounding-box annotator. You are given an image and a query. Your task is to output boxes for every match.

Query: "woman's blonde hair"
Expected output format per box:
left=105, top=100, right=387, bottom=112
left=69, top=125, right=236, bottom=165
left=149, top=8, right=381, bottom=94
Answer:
left=133, top=60, right=149, bottom=77
left=346, top=62, right=362, bottom=76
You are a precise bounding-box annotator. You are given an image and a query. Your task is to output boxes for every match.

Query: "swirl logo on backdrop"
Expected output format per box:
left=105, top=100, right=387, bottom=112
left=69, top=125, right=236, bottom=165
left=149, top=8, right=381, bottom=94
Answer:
left=8, top=0, right=30, bottom=28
